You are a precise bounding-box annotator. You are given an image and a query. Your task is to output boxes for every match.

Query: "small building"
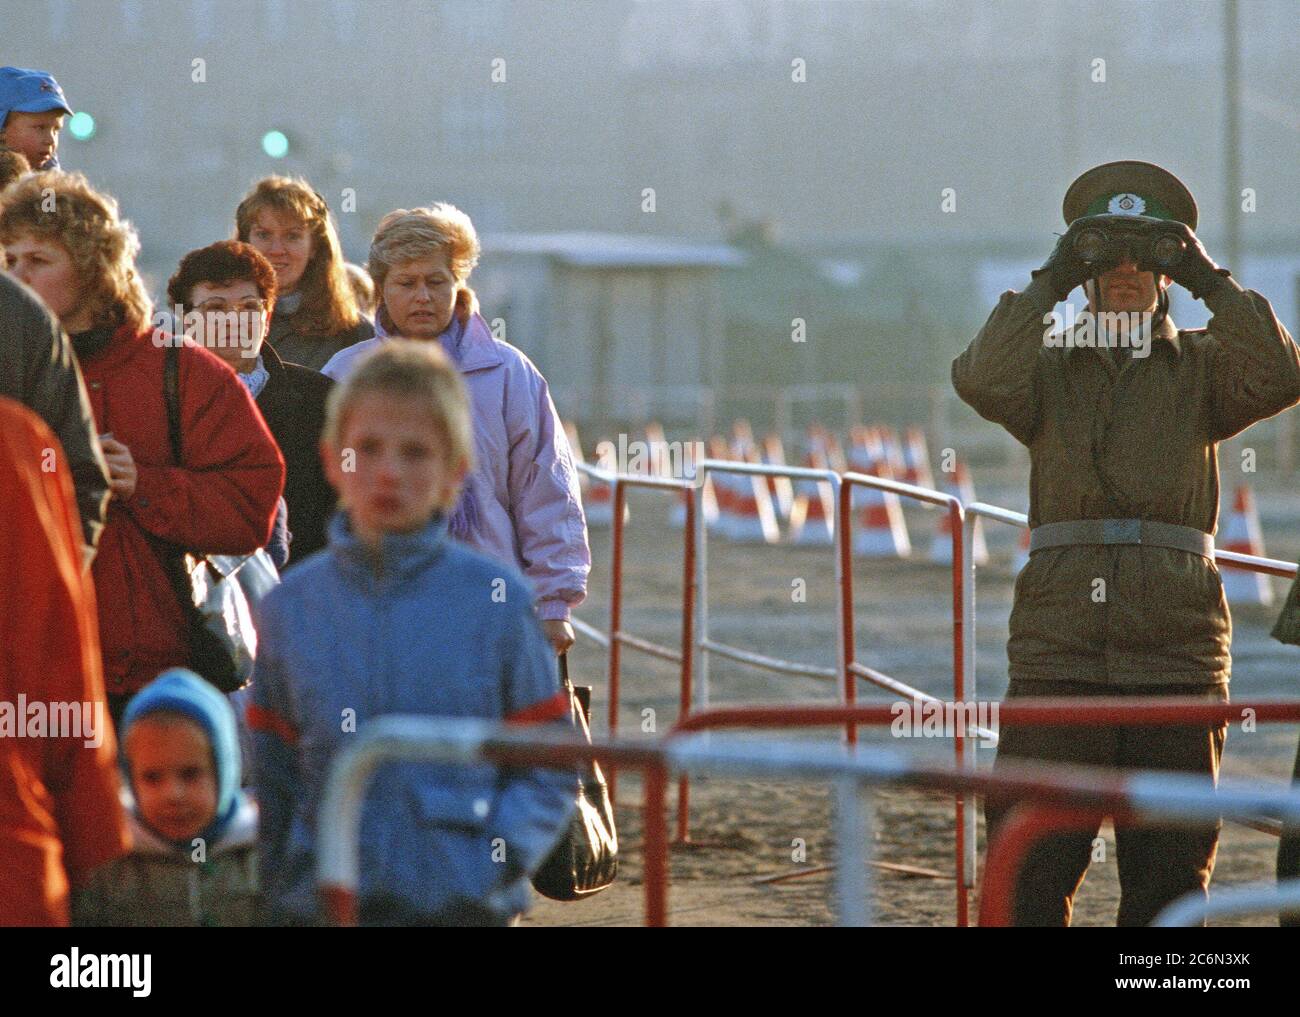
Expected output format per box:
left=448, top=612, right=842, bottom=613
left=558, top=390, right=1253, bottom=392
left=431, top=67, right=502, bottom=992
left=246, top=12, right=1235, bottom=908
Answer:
left=474, top=232, right=744, bottom=430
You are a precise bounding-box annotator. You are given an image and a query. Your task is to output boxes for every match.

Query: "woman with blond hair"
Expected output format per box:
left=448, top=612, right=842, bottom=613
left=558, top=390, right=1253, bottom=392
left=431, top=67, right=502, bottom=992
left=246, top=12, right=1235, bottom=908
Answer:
left=235, top=175, right=372, bottom=371
left=1, top=171, right=284, bottom=723
left=322, top=204, right=589, bottom=654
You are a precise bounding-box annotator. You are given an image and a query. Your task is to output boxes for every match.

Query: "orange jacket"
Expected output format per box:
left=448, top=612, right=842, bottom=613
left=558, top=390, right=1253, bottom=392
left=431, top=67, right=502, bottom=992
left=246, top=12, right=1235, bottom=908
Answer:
left=0, top=398, right=128, bottom=925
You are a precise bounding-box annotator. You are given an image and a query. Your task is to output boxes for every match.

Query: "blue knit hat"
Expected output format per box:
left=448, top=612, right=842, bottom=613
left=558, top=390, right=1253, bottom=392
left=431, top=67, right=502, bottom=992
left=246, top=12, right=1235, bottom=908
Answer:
left=121, top=668, right=242, bottom=844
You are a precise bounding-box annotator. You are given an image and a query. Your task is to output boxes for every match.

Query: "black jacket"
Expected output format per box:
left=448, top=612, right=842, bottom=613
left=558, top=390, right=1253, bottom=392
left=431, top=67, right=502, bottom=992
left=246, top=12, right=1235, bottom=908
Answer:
left=0, top=273, right=110, bottom=557
left=256, top=343, right=335, bottom=566
left=267, top=311, right=372, bottom=373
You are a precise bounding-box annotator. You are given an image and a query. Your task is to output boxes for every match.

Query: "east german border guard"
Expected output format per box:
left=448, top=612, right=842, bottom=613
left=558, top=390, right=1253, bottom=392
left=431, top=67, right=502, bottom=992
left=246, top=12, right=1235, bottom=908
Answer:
left=953, top=160, right=1300, bottom=926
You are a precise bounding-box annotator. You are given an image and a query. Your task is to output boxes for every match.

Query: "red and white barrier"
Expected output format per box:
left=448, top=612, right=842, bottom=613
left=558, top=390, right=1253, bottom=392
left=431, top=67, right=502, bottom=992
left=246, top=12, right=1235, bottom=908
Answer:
left=786, top=429, right=836, bottom=545
left=847, top=427, right=910, bottom=558
left=900, top=426, right=935, bottom=490
left=718, top=427, right=780, bottom=544
left=761, top=432, right=795, bottom=524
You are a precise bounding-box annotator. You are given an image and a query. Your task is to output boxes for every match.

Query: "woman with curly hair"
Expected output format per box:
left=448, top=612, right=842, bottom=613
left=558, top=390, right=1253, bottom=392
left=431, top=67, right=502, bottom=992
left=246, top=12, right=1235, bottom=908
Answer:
left=1, top=172, right=284, bottom=723
left=235, top=175, right=372, bottom=371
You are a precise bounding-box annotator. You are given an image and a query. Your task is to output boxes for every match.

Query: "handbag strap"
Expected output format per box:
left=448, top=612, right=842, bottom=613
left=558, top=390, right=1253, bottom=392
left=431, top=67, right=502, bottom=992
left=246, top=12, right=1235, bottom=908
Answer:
left=156, top=343, right=196, bottom=590
left=556, top=652, right=592, bottom=738
left=163, top=342, right=183, bottom=465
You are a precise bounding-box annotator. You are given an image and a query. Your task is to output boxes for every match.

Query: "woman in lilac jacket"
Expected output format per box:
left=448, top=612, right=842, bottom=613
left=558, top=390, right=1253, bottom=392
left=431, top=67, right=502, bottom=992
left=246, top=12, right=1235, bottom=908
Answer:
left=322, top=204, right=589, bottom=653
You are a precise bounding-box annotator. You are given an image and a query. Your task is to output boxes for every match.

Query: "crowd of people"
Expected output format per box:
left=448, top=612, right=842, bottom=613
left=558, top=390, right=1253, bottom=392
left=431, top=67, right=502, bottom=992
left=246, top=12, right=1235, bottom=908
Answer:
left=0, top=66, right=587, bottom=927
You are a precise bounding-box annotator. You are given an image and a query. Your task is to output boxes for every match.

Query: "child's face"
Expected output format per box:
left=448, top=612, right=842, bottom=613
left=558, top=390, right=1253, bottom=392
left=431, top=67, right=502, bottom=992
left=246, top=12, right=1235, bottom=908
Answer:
left=127, top=717, right=219, bottom=843
left=1, top=110, right=63, bottom=167
left=324, top=392, right=466, bottom=545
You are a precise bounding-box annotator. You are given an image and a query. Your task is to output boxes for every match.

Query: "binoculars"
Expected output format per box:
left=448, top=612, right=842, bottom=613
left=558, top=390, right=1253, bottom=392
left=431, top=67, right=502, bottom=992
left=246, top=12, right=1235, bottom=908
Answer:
left=1071, top=214, right=1189, bottom=271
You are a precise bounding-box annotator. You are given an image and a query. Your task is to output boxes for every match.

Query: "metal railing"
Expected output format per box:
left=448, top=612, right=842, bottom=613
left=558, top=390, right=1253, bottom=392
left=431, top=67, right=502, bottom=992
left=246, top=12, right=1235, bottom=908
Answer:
left=841, top=470, right=973, bottom=924
left=673, top=700, right=1300, bottom=926
left=567, top=453, right=1300, bottom=925
left=574, top=460, right=696, bottom=804
left=1154, top=878, right=1300, bottom=926
left=315, top=715, right=1300, bottom=927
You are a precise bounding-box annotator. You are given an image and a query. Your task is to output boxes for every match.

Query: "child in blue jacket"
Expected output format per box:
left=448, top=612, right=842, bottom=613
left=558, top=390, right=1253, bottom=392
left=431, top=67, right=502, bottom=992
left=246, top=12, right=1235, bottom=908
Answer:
left=249, top=340, right=574, bottom=926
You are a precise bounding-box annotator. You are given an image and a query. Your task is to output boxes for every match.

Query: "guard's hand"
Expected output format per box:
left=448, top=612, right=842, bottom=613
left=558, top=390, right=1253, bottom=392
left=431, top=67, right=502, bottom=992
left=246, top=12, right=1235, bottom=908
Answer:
left=1150, top=220, right=1231, bottom=301
left=1032, top=218, right=1105, bottom=302
left=99, top=435, right=137, bottom=501
left=541, top=618, right=575, bottom=656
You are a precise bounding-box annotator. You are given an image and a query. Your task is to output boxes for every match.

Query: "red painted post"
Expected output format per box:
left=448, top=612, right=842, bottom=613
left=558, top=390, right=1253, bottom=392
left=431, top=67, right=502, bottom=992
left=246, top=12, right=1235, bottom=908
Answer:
left=321, top=884, right=357, bottom=927
left=644, top=764, right=670, bottom=926
left=676, top=488, right=696, bottom=843
left=839, top=479, right=858, bottom=746
left=949, top=499, right=967, bottom=928
left=607, top=480, right=626, bottom=803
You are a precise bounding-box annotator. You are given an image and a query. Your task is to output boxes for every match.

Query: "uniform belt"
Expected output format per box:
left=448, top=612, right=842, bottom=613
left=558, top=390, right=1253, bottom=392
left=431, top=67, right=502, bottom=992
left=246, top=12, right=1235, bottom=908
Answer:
left=1029, top=519, right=1214, bottom=559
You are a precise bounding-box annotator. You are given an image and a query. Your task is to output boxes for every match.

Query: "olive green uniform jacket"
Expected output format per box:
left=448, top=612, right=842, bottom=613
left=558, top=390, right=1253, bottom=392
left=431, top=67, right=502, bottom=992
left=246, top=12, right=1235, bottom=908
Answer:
left=953, top=275, right=1300, bottom=688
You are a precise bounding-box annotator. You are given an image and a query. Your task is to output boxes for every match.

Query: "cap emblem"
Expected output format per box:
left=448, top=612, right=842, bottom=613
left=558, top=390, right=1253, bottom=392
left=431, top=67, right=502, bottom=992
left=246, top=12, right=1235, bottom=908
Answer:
left=1107, top=192, right=1146, bottom=216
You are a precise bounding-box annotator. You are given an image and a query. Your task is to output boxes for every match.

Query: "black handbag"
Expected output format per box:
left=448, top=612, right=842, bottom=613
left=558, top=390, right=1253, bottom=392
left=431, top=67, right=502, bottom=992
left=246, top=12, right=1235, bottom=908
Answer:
left=531, top=654, right=619, bottom=901
left=157, top=343, right=279, bottom=694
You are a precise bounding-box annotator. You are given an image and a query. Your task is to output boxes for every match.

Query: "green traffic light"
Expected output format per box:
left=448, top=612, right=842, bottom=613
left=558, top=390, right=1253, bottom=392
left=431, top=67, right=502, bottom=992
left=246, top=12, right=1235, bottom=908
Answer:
left=261, top=130, right=289, bottom=159
left=68, top=111, right=95, bottom=140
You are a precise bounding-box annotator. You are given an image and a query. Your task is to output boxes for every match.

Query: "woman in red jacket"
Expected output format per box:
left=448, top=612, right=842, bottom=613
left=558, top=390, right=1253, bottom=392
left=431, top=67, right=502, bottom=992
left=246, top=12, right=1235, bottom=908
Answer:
left=0, top=172, right=285, bottom=724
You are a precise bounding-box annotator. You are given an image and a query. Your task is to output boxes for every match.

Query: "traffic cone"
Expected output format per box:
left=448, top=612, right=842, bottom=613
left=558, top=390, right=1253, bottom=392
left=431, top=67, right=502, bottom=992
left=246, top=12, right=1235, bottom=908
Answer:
left=844, top=426, right=876, bottom=508
left=642, top=421, right=671, bottom=478
left=761, top=432, right=795, bottom=523
left=787, top=429, right=836, bottom=546
left=931, top=463, right=987, bottom=565
left=850, top=427, right=911, bottom=558
left=878, top=426, right=909, bottom=485
left=704, top=435, right=736, bottom=535
left=901, top=426, right=935, bottom=490
left=720, top=426, right=780, bottom=544
left=668, top=468, right=718, bottom=531
left=820, top=425, right=848, bottom=474
left=1220, top=485, right=1273, bottom=605
left=667, top=428, right=718, bottom=531
left=578, top=430, right=628, bottom=528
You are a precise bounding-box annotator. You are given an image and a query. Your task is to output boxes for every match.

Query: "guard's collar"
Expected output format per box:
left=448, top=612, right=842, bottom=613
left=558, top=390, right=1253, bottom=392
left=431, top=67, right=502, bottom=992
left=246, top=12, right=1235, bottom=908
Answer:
left=1065, top=307, right=1181, bottom=358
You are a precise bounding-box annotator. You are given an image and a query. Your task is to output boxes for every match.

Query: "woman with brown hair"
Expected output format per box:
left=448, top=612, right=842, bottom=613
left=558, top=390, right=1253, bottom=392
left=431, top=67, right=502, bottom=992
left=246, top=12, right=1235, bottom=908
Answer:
left=1, top=171, right=284, bottom=722
left=235, top=175, right=372, bottom=371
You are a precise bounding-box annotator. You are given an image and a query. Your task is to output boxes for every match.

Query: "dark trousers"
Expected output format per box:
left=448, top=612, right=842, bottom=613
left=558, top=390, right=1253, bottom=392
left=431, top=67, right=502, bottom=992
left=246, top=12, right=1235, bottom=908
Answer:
left=1278, top=735, right=1300, bottom=927
left=982, top=679, right=1227, bottom=927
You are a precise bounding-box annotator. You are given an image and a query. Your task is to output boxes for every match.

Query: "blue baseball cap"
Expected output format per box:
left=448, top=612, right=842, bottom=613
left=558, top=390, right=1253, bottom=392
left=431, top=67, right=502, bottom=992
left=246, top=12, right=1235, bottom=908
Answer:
left=0, top=66, right=73, bottom=119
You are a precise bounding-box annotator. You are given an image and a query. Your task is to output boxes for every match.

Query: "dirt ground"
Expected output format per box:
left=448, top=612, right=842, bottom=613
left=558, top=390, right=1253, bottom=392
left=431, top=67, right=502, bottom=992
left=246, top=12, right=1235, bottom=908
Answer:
left=522, top=464, right=1300, bottom=927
